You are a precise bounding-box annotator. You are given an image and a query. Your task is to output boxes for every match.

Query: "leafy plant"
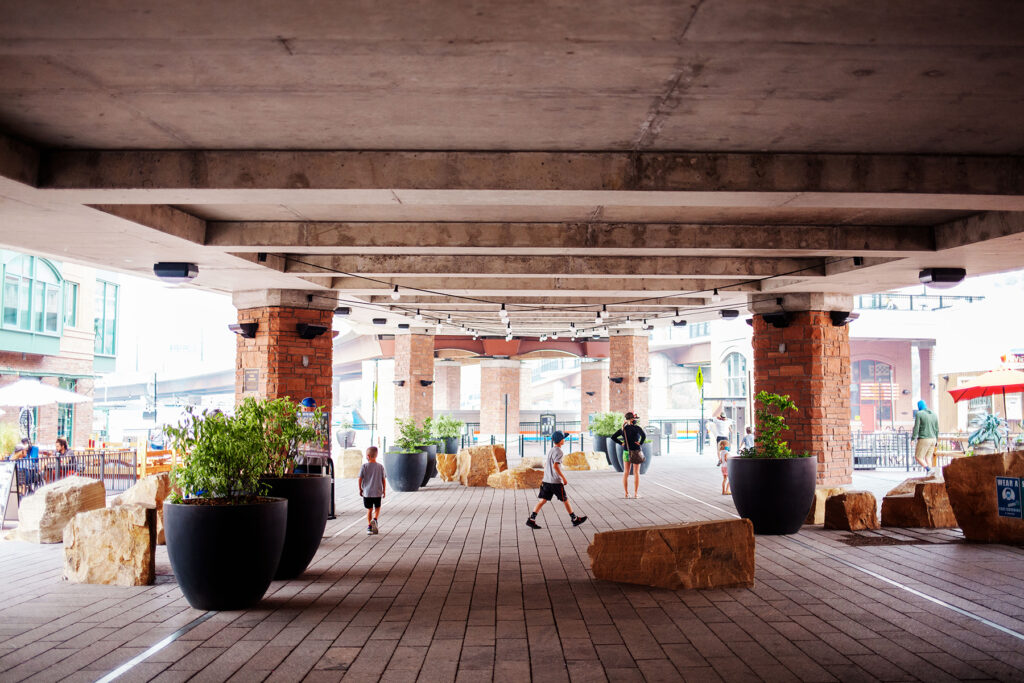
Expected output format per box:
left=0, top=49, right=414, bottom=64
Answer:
left=0, top=422, right=19, bottom=456
left=432, top=414, right=464, bottom=439
left=968, top=412, right=1008, bottom=450
left=234, top=397, right=325, bottom=477
left=739, top=391, right=810, bottom=459
left=164, top=405, right=271, bottom=503
left=589, top=412, right=625, bottom=437
left=394, top=417, right=431, bottom=453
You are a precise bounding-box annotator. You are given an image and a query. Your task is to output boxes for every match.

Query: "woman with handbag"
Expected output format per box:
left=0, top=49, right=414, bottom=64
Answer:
left=612, top=412, right=646, bottom=499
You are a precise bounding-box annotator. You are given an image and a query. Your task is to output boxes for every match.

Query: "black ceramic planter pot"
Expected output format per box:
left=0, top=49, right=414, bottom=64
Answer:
left=164, top=497, right=287, bottom=610
left=443, top=437, right=460, bottom=455
left=421, top=445, right=438, bottom=487
left=593, top=434, right=608, bottom=460
left=611, top=441, right=624, bottom=472
left=728, top=456, right=817, bottom=535
left=639, top=443, right=653, bottom=474
left=262, top=475, right=331, bottom=579
left=384, top=449, right=427, bottom=491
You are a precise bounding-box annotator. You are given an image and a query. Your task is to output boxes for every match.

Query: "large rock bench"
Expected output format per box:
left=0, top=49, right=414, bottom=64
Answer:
left=944, top=451, right=1024, bottom=543
left=456, top=445, right=507, bottom=486
left=63, top=505, right=156, bottom=586
left=588, top=519, right=754, bottom=590
left=8, top=476, right=106, bottom=543
left=881, top=475, right=957, bottom=528
left=824, top=491, right=879, bottom=531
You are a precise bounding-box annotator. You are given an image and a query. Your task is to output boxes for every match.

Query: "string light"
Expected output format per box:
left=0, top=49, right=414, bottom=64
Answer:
left=499, top=304, right=508, bottom=319
left=415, top=309, right=422, bottom=321
left=712, top=289, right=721, bottom=302
left=391, top=285, right=401, bottom=300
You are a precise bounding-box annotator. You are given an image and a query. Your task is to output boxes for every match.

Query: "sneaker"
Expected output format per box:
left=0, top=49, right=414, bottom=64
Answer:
left=371, top=519, right=379, bottom=534
left=366, top=525, right=374, bottom=535
left=526, top=518, right=542, bottom=529
left=571, top=515, right=588, bottom=527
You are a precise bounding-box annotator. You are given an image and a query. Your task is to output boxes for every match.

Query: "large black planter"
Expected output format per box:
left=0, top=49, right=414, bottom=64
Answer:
left=164, top=498, right=287, bottom=610
left=421, top=445, right=438, bottom=487
left=593, top=434, right=608, bottom=459
left=639, top=443, right=653, bottom=474
left=611, top=441, right=624, bottom=472
left=384, top=449, right=428, bottom=491
left=728, top=456, right=817, bottom=535
left=262, top=475, right=331, bottom=579
left=443, top=437, right=460, bottom=455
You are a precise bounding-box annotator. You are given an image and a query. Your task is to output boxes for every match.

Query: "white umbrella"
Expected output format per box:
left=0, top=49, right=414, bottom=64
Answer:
left=0, top=379, right=90, bottom=407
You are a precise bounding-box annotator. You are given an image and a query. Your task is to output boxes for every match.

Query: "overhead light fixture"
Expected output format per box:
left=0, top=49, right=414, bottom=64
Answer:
left=853, top=256, right=864, bottom=266
left=762, top=312, right=792, bottom=329
left=153, top=262, right=198, bottom=283
left=609, top=377, right=624, bottom=384
left=672, top=320, right=687, bottom=327
left=397, top=323, right=410, bottom=330
left=551, top=333, right=559, bottom=340
left=296, top=323, right=329, bottom=339
left=372, top=318, right=387, bottom=325
left=829, top=311, right=860, bottom=327
left=719, top=309, right=739, bottom=319
left=334, top=306, right=351, bottom=316
left=638, top=376, right=650, bottom=383
left=419, top=379, right=435, bottom=387
left=391, top=285, right=401, bottom=300
left=745, top=318, right=753, bottom=327
left=919, top=267, right=966, bottom=289
left=393, top=380, right=405, bottom=386
left=227, top=322, right=258, bottom=339
left=585, top=391, right=596, bottom=397
left=711, top=289, right=721, bottom=302
left=499, top=304, right=508, bottom=319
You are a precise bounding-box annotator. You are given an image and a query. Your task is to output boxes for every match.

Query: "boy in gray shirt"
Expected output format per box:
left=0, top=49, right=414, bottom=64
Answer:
left=526, top=431, right=587, bottom=529
left=358, top=446, right=386, bottom=535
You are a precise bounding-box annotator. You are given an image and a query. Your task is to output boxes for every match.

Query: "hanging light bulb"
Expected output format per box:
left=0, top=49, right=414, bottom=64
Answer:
left=391, top=285, right=401, bottom=300
left=711, top=289, right=721, bottom=302
left=415, top=309, right=423, bottom=321
left=499, top=304, right=508, bottom=319
left=551, top=333, right=560, bottom=340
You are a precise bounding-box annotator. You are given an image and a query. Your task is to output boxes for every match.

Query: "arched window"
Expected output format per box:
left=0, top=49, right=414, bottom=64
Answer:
left=851, top=359, right=894, bottom=432
left=2, top=255, right=62, bottom=334
left=724, top=352, right=747, bottom=397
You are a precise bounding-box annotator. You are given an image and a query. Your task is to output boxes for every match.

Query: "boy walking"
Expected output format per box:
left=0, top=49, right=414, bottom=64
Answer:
left=358, top=446, right=386, bottom=535
left=526, top=431, right=587, bottom=529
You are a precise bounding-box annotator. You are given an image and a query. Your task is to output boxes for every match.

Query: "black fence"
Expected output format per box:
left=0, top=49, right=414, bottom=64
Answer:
left=13, top=449, right=138, bottom=495
left=852, top=431, right=915, bottom=470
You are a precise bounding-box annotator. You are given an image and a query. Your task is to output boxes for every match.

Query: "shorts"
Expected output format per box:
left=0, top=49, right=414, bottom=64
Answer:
left=538, top=482, right=567, bottom=501
left=715, top=436, right=729, bottom=444
left=915, top=437, right=937, bottom=464
left=363, top=496, right=382, bottom=509
left=625, top=448, right=645, bottom=464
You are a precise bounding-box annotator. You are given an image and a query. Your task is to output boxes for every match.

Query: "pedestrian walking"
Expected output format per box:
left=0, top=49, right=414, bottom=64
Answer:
left=612, top=412, right=646, bottom=499
left=912, top=400, right=939, bottom=473
left=358, top=446, right=386, bottom=535
left=526, top=431, right=587, bottom=529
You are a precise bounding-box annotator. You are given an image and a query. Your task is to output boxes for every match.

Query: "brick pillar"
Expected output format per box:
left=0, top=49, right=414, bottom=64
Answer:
left=433, top=360, right=461, bottom=412
left=918, top=344, right=936, bottom=409
left=581, top=360, right=609, bottom=428
left=394, top=330, right=435, bottom=430
left=480, top=359, right=520, bottom=440
left=750, top=297, right=852, bottom=487
left=609, top=329, right=650, bottom=418
left=234, top=291, right=335, bottom=412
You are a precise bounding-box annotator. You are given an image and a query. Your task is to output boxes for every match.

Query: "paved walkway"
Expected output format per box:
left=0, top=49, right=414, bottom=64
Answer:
left=1, top=459, right=1023, bottom=682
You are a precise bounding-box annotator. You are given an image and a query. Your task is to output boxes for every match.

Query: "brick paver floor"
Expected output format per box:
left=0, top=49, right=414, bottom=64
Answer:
left=1, top=458, right=1023, bottom=682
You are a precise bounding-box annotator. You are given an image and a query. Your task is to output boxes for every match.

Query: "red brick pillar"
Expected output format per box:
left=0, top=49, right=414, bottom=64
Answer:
left=751, top=299, right=852, bottom=487
left=581, top=360, right=609, bottom=428
left=394, top=331, right=435, bottom=430
left=234, top=291, right=334, bottom=412
left=609, top=329, right=650, bottom=418
left=480, top=359, right=520, bottom=441
left=433, top=360, right=461, bottom=412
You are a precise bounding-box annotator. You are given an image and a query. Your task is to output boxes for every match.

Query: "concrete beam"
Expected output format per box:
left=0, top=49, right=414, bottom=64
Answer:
left=327, top=276, right=761, bottom=294
left=233, top=289, right=338, bottom=311
left=0, top=132, right=39, bottom=187
left=206, top=221, right=934, bottom=256
left=934, top=211, right=1024, bottom=250
left=368, top=296, right=708, bottom=306
left=283, top=254, right=825, bottom=278
left=40, top=151, right=1024, bottom=195
left=91, top=204, right=206, bottom=244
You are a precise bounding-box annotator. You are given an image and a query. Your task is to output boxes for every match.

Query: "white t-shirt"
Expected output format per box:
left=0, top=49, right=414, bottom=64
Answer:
left=713, top=418, right=732, bottom=438
left=742, top=433, right=755, bottom=449
left=543, top=445, right=564, bottom=484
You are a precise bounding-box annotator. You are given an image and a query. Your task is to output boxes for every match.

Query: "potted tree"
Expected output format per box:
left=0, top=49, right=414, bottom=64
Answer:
left=728, top=391, right=817, bottom=535
left=591, top=412, right=623, bottom=471
left=385, top=418, right=429, bottom=491
left=420, top=416, right=439, bottom=486
left=163, top=406, right=287, bottom=610
left=968, top=411, right=1009, bottom=454
left=249, top=397, right=332, bottom=580
left=433, top=414, right=464, bottom=455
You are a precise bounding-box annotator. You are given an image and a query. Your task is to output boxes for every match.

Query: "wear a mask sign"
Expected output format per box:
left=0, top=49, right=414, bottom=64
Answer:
left=996, top=477, right=1022, bottom=518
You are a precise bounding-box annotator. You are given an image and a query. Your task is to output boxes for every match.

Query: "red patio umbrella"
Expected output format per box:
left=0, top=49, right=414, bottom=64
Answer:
left=947, top=369, right=1024, bottom=403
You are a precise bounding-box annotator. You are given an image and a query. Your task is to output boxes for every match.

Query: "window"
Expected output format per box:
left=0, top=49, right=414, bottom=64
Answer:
left=94, top=280, right=119, bottom=355
left=851, top=359, right=895, bottom=431
left=689, top=321, right=710, bottom=338
left=63, top=281, right=78, bottom=328
left=57, top=378, right=76, bottom=446
left=2, top=255, right=63, bottom=334
left=724, top=352, right=747, bottom=398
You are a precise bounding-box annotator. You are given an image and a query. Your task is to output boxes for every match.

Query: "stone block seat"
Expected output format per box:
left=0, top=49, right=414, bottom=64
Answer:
left=944, top=451, right=1024, bottom=543
left=880, top=475, right=957, bottom=528
left=805, top=485, right=847, bottom=525
left=8, top=476, right=106, bottom=543
left=339, top=448, right=364, bottom=479
left=588, top=519, right=755, bottom=590
left=487, top=466, right=543, bottom=489
left=824, top=491, right=879, bottom=531
left=63, top=505, right=156, bottom=586
left=456, top=445, right=507, bottom=486
left=436, top=453, right=458, bottom=481
left=108, top=472, right=171, bottom=544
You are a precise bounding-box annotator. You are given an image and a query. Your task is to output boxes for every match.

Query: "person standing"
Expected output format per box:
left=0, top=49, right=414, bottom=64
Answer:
left=358, top=446, right=386, bottom=534
left=612, top=412, right=646, bottom=499
left=742, top=426, right=755, bottom=451
left=712, top=412, right=732, bottom=464
left=526, top=431, right=587, bottom=529
left=912, top=400, right=939, bottom=473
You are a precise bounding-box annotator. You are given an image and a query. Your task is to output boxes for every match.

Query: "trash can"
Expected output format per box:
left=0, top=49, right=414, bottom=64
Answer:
left=645, top=425, right=662, bottom=457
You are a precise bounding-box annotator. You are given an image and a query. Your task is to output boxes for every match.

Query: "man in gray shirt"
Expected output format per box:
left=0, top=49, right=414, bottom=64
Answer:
left=526, top=431, right=587, bottom=529
left=358, top=447, right=386, bottom=534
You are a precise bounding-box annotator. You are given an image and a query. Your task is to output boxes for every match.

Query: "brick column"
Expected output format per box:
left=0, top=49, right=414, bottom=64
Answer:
left=394, top=330, right=435, bottom=430
left=480, top=359, right=520, bottom=440
left=433, top=360, right=461, bottom=412
left=609, top=329, right=650, bottom=418
left=234, top=290, right=335, bottom=412
left=581, top=360, right=609, bottom=428
left=750, top=294, right=852, bottom=486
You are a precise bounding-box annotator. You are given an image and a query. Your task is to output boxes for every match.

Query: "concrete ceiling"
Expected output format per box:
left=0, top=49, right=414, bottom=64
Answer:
left=1, top=1, right=1024, bottom=338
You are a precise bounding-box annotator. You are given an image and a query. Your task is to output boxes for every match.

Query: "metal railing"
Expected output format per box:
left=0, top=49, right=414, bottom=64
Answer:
left=12, top=449, right=138, bottom=495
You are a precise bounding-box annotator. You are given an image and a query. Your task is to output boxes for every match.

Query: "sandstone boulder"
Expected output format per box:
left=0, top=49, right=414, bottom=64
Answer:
left=108, top=473, right=170, bottom=544
left=457, top=445, right=507, bottom=486
left=63, top=505, right=156, bottom=586
left=519, top=456, right=544, bottom=469
left=487, top=466, right=544, bottom=490
left=824, top=491, right=879, bottom=531
left=588, top=519, right=754, bottom=590
left=339, top=448, right=364, bottom=479
left=563, top=451, right=590, bottom=470
left=944, top=451, right=1024, bottom=543
left=10, top=476, right=106, bottom=543
left=805, top=486, right=846, bottom=524
left=437, top=453, right=458, bottom=482
left=881, top=475, right=957, bottom=529
left=584, top=451, right=611, bottom=471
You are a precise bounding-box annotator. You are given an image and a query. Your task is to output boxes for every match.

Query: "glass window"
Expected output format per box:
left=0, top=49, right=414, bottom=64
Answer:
left=1, top=255, right=63, bottom=334
left=57, top=378, right=76, bottom=446
left=63, top=281, right=78, bottom=327
left=689, top=321, right=710, bottom=338
left=724, top=352, right=747, bottom=397
left=94, top=280, right=119, bottom=355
